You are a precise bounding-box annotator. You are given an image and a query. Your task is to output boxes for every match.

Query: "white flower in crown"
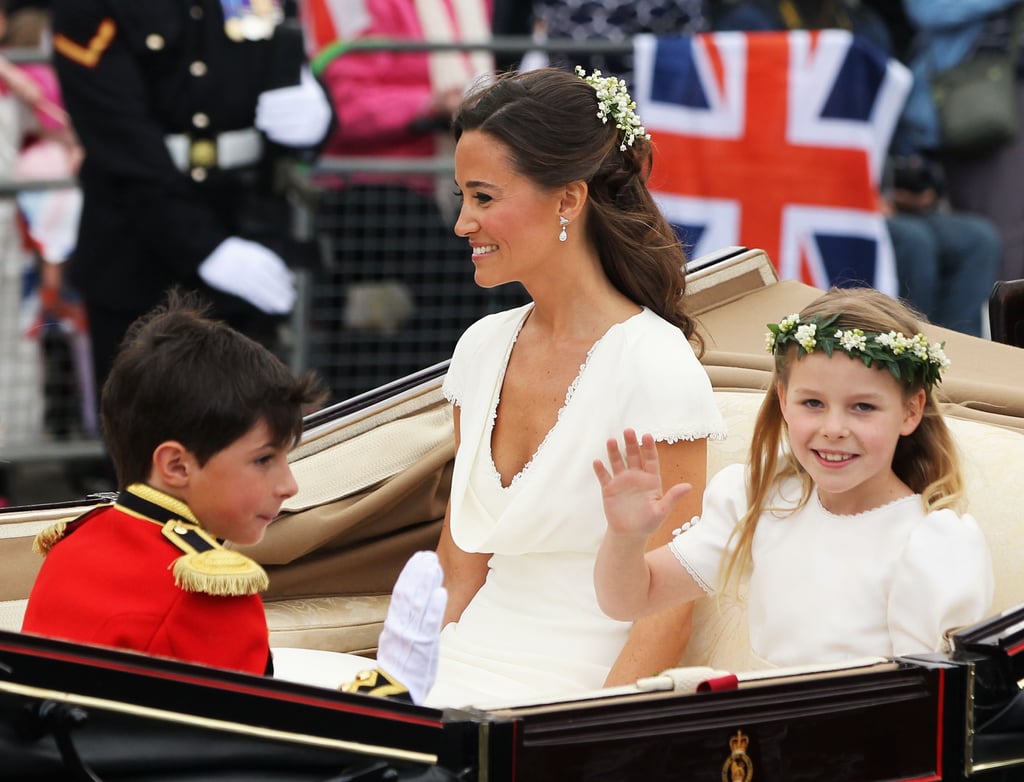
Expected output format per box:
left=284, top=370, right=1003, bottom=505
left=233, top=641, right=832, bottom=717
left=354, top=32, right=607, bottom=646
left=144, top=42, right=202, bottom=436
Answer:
left=795, top=323, right=817, bottom=351
left=909, top=333, right=931, bottom=360
left=875, top=330, right=906, bottom=354
left=778, top=314, right=800, bottom=332
left=836, top=328, right=867, bottom=352
left=766, top=312, right=950, bottom=388
left=575, top=66, right=652, bottom=151
left=928, top=341, right=951, bottom=370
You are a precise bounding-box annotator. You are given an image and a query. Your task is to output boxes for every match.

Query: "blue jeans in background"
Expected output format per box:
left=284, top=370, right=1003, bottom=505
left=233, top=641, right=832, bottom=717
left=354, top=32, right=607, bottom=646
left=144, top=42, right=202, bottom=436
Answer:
left=887, top=210, right=1002, bottom=337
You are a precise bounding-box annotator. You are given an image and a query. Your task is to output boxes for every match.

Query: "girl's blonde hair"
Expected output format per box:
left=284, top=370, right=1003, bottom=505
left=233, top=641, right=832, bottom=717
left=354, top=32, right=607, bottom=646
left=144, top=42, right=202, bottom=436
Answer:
left=719, top=287, right=965, bottom=593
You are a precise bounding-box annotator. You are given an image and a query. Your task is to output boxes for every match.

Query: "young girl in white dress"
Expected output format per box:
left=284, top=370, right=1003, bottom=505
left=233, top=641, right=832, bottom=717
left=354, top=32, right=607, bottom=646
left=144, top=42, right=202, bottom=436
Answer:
left=593, top=287, right=994, bottom=667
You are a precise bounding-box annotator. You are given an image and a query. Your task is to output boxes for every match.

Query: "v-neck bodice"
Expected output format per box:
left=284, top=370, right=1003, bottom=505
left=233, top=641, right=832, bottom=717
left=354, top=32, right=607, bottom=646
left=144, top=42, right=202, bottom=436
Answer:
left=442, top=303, right=726, bottom=555
left=485, top=306, right=644, bottom=491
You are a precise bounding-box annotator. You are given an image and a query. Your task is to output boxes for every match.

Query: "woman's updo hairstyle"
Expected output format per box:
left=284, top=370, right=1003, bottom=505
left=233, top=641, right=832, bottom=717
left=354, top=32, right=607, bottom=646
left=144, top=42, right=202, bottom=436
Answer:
left=453, top=68, right=699, bottom=345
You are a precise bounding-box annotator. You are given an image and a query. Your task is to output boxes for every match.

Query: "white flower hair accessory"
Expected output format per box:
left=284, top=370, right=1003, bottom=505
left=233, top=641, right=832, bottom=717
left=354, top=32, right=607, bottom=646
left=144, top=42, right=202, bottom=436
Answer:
left=575, top=66, right=651, bottom=151
left=765, top=312, right=950, bottom=389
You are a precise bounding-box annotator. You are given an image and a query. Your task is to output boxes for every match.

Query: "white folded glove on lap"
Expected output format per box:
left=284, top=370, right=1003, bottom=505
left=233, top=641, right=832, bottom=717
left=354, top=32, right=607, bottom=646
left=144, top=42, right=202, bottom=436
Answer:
left=255, top=67, right=332, bottom=147
left=376, top=551, right=448, bottom=705
left=198, top=236, right=295, bottom=314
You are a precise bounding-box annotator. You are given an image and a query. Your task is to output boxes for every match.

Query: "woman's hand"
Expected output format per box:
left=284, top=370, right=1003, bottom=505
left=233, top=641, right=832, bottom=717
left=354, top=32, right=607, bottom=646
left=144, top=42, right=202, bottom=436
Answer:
left=593, top=429, right=692, bottom=538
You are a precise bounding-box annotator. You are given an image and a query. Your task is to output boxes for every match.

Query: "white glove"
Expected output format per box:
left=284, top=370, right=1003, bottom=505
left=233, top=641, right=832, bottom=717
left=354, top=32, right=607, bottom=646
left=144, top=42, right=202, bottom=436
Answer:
left=376, top=551, right=448, bottom=705
left=255, top=66, right=332, bottom=147
left=198, top=237, right=295, bottom=314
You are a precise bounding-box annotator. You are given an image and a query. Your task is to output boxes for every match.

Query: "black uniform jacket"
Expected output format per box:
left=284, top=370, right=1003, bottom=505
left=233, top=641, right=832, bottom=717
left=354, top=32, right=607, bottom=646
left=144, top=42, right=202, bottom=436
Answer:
left=51, top=0, right=308, bottom=316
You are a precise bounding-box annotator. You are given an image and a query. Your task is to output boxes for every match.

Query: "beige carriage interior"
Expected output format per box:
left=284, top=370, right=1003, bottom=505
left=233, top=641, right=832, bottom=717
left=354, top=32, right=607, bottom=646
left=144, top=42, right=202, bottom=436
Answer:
left=3, top=247, right=1024, bottom=676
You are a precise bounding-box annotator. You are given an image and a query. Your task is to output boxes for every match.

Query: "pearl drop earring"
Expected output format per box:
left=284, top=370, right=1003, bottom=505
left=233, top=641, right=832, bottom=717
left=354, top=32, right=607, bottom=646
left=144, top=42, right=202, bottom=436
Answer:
left=559, top=216, right=569, bottom=242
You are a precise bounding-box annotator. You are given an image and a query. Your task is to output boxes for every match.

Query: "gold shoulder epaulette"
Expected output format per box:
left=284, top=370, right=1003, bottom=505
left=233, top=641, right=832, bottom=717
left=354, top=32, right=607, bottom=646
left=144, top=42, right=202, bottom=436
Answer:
left=32, top=504, right=113, bottom=556
left=160, top=520, right=269, bottom=597
left=339, top=668, right=413, bottom=702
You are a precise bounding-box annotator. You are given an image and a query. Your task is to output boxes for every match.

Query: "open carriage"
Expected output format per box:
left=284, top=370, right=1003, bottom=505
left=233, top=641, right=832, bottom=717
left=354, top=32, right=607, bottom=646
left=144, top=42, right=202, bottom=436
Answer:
left=2, top=247, right=1023, bottom=780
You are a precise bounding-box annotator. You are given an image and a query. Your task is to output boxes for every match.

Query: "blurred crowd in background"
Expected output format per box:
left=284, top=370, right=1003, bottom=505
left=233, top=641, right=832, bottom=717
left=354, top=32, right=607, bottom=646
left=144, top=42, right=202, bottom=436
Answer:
left=1, top=0, right=1022, bottom=506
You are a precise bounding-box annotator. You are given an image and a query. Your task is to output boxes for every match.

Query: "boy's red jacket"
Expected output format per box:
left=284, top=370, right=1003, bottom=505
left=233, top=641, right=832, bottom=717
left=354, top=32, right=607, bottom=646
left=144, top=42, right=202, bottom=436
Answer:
left=22, top=485, right=272, bottom=676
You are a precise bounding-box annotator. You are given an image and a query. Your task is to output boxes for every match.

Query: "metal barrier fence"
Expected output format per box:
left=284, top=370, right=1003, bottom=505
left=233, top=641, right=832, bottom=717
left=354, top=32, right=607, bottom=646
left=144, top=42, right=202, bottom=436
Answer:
left=293, top=35, right=633, bottom=398
left=0, top=37, right=629, bottom=503
left=298, top=158, right=530, bottom=403
left=0, top=158, right=530, bottom=464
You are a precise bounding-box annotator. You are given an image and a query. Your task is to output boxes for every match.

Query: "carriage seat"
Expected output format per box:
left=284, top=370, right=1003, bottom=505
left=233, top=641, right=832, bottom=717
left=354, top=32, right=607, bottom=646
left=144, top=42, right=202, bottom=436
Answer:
left=262, top=386, right=1024, bottom=671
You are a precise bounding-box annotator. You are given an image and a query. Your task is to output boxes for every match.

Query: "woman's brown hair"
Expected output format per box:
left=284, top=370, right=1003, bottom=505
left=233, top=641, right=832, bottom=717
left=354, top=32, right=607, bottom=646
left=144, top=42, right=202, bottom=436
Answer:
left=453, top=67, right=701, bottom=351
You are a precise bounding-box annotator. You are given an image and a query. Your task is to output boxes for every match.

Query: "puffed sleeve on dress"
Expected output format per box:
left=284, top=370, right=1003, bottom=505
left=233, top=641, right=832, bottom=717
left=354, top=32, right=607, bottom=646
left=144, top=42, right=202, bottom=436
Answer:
left=888, top=509, right=994, bottom=656
left=668, top=463, right=749, bottom=595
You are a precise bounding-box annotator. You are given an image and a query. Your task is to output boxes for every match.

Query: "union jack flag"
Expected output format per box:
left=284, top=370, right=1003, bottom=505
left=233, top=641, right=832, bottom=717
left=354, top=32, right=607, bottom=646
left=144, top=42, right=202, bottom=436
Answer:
left=633, top=30, right=912, bottom=295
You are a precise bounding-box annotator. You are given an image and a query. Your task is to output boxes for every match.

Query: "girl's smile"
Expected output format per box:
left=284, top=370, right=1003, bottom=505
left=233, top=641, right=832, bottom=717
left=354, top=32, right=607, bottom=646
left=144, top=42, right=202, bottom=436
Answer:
left=778, top=351, right=925, bottom=515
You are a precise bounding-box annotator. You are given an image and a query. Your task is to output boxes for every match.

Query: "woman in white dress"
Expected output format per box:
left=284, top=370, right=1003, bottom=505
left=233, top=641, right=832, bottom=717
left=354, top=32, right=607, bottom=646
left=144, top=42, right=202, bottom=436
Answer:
left=427, top=67, right=726, bottom=707
left=593, top=287, right=993, bottom=667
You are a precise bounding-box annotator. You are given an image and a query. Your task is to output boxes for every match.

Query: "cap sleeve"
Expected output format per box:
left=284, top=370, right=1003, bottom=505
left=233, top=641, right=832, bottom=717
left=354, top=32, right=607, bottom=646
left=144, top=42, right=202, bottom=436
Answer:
left=888, top=509, right=994, bottom=656
left=616, top=311, right=727, bottom=443
left=441, top=322, right=479, bottom=408
left=441, top=305, right=531, bottom=408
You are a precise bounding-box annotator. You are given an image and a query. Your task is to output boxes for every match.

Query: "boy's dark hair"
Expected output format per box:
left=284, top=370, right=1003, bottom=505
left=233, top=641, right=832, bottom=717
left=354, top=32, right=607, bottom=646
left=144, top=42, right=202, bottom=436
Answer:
left=101, top=290, right=325, bottom=488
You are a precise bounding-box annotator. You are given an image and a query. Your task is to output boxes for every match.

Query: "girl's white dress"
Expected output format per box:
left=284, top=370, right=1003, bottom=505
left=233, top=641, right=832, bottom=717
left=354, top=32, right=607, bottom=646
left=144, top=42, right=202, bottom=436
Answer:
left=670, top=463, right=994, bottom=666
left=427, top=304, right=726, bottom=707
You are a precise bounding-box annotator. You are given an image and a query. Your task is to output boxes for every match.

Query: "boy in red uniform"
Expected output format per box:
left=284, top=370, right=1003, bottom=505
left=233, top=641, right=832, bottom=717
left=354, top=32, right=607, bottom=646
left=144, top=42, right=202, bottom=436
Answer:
left=21, top=292, right=324, bottom=676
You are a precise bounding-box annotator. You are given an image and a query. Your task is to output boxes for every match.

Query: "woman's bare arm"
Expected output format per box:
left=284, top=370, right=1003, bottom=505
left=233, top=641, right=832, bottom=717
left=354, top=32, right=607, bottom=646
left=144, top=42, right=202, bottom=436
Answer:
left=435, top=406, right=490, bottom=625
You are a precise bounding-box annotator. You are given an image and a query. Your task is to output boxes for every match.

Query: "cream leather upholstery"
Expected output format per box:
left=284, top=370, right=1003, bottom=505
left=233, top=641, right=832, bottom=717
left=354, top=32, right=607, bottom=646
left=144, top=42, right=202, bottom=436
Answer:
left=264, top=387, right=1024, bottom=664
left=4, top=249, right=1022, bottom=674
left=264, top=595, right=389, bottom=657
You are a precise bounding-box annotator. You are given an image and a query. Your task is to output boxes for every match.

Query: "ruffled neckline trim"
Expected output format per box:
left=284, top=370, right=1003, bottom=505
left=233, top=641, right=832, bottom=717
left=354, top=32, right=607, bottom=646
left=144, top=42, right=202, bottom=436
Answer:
left=488, top=306, right=646, bottom=491
left=813, top=488, right=920, bottom=519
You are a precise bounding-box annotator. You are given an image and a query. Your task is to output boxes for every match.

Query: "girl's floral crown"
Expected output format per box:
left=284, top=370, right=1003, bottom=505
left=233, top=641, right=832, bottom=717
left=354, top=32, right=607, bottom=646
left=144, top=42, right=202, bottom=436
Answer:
left=575, top=66, right=651, bottom=151
left=765, top=312, right=951, bottom=389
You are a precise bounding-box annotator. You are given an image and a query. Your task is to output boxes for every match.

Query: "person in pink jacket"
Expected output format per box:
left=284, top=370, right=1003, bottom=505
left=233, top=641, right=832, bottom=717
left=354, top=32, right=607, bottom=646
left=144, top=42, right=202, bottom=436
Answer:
left=316, top=0, right=493, bottom=166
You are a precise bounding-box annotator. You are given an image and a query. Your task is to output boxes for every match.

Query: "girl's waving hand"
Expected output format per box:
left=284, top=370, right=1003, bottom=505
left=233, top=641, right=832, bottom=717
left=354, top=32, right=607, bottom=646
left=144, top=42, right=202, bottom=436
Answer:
left=593, top=429, right=693, bottom=539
